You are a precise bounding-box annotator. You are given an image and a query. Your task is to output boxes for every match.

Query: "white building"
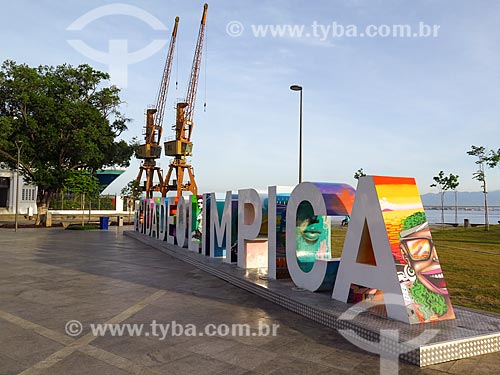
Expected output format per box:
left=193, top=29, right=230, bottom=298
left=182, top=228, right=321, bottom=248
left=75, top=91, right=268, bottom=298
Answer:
left=0, top=167, right=38, bottom=215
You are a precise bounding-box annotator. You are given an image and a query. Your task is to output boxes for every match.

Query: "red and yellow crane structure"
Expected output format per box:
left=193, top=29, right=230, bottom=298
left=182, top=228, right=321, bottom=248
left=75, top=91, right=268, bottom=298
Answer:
left=163, top=3, right=208, bottom=197
left=135, top=16, right=179, bottom=199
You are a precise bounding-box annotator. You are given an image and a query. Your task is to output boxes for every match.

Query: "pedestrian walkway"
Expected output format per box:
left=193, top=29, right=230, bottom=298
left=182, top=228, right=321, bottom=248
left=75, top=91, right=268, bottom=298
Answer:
left=0, top=228, right=498, bottom=374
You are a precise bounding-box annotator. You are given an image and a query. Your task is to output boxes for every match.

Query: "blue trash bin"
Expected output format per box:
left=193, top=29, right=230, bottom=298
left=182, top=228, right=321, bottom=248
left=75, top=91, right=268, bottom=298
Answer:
left=99, top=216, right=109, bottom=230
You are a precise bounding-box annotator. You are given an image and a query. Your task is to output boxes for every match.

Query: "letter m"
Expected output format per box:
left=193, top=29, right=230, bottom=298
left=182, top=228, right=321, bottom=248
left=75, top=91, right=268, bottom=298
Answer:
left=208, top=191, right=232, bottom=258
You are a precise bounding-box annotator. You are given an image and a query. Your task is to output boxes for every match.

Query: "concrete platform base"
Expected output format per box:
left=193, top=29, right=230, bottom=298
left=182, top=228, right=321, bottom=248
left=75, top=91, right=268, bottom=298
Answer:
left=124, top=231, right=500, bottom=367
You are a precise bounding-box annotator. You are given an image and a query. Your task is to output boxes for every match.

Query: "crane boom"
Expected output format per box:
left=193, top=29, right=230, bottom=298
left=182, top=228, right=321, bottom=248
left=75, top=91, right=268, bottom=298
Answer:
left=184, top=3, right=208, bottom=127
left=153, top=16, right=179, bottom=141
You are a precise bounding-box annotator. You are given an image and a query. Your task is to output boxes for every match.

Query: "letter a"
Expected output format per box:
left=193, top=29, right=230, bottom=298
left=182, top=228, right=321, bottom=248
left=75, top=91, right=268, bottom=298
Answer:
left=332, top=176, right=411, bottom=324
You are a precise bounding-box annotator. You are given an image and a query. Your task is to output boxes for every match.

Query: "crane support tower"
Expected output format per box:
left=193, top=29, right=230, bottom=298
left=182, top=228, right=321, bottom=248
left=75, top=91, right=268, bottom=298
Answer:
left=163, top=3, right=208, bottom=197
left=135, top=16, right=179, bottom=199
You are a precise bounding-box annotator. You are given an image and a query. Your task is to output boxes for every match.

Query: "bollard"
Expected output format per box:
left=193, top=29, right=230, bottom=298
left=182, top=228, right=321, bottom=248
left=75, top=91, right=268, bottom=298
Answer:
left=118, top=216, right=124, bottom=227
left=464, top=218, right=470, bottom=228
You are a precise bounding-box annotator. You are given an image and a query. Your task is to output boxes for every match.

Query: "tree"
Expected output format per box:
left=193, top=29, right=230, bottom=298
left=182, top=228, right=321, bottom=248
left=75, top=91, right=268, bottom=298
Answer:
left=447, top=174, right=460, bottom=224
left=121, top=179, right=143, bottom=224
left=64, top=170, right=100, bottom=226
left=0, top=61, right=134, bottom=224
left=430, top=171, right=447, bottom=228
left=354, top=168, right=367, bottom=180
left=430, top=171, right=459, bottom=228
left=467, top=146, right=490, bottom=230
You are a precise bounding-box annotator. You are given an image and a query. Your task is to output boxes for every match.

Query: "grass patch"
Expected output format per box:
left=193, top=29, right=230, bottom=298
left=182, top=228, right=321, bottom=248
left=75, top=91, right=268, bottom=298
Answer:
left=431, top=225, right=500, bottom=313
left=432, top=225, right=500, bottom=253
left=66, top=224, right=100, bottom=230
left=330, top=224, right=500, bottom=314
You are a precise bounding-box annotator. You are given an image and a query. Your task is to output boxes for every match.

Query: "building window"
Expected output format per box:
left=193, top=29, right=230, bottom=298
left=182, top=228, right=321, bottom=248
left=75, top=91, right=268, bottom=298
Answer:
left=22, top=188, right=36, bottom=202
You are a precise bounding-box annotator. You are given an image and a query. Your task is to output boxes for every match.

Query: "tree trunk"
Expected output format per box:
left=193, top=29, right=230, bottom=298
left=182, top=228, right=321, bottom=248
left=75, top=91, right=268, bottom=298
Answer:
left=36, top=190, right=52, bottom=226
left=81, top=193, right=85, bottom=227
left=483, top=182, right=489, bottom=231
left=36, top=202, right=47, bottom=226
left=440, top=191, right=445, bottom=230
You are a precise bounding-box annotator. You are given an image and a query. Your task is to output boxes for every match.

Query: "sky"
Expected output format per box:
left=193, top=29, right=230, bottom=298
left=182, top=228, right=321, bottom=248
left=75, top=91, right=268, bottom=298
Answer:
left=1, top=0, right=500, bottom=195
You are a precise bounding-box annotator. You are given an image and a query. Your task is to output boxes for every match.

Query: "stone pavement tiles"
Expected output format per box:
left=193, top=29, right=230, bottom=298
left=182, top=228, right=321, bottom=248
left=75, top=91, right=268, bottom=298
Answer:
left=0, top=228, right=498, bottom=375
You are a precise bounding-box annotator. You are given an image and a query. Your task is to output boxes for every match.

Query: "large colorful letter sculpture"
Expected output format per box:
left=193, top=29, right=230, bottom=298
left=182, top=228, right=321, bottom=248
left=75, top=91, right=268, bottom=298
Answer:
left=187, top=195, right=202, bottom=252
left=333, top=176, right=455, bottom=324
left=286, top=182, right=354, bottom=292
left=136, top=176, right=455, bottom=325
left=237, top=189, right=265, bottom=268
left=176, top=196, right=187, bottom=247
left=207, top=192, right=232, bottom=258
left=267, top=186, right=277, bottom=278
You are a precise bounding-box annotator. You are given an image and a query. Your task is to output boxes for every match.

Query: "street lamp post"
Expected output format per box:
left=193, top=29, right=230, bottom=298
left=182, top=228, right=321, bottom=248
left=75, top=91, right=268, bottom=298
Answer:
left=15, top=140, right=23, bottom=232
left=290, top=85, right=303, bottom=183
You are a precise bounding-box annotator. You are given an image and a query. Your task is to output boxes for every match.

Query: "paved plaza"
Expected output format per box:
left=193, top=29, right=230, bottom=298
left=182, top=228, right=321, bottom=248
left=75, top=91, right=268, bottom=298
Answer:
left=0, top=228, right=498, bottom=375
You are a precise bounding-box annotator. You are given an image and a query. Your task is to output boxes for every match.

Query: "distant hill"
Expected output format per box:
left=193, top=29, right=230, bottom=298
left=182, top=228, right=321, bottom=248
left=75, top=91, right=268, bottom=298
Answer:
left=421, top=190, right=500, bottom=206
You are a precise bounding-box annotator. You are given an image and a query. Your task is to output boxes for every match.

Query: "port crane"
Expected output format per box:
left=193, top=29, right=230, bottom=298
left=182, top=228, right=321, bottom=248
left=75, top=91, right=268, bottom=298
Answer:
left=163, top=3, right=208, bottom=197
left=135, top=16, right=179, bottom=199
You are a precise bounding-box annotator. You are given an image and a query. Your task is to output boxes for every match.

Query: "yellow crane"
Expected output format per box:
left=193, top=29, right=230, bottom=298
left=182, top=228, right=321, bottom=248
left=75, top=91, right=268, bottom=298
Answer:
left=135, top=16, right=179, bottom=199
left=163, top=3, right=208, bottom=197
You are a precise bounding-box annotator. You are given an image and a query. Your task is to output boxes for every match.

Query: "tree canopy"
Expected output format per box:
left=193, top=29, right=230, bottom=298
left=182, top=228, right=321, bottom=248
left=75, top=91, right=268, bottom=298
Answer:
left=353, top=168, right=367, bottom=180
left=0, top=60, right=134, bottom=215
left=121, top=179, right=143, bottom=202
